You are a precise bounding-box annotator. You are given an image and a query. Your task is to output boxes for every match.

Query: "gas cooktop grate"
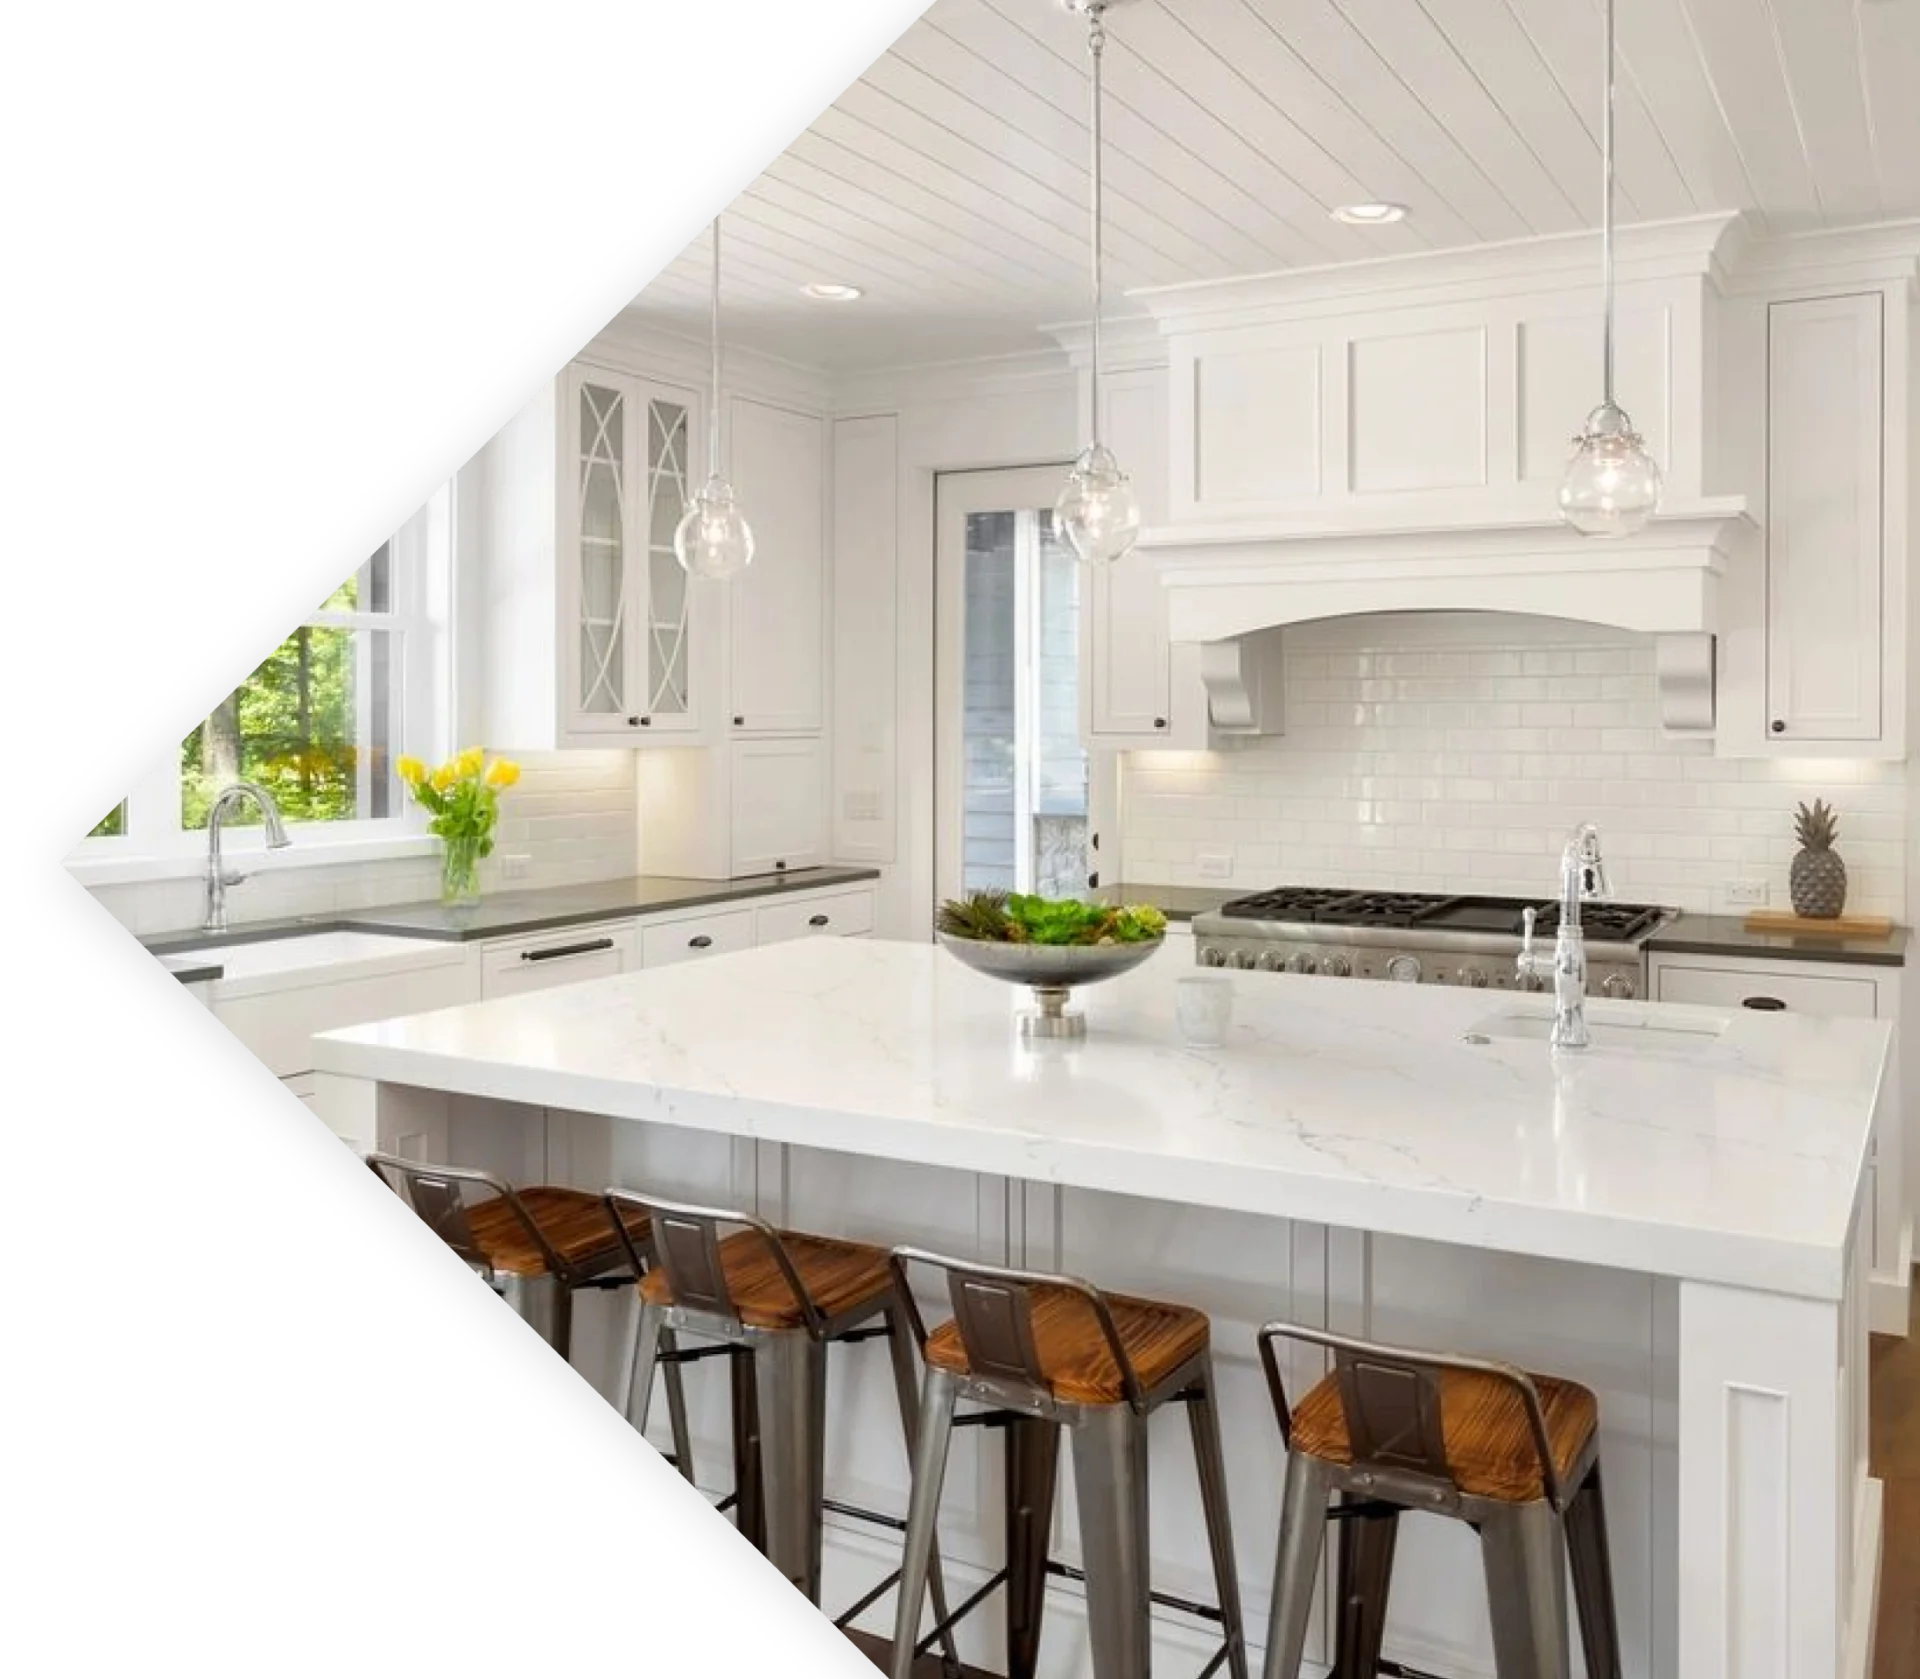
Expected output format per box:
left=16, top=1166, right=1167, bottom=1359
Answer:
left=1215, top=886, right=1669, bottom=941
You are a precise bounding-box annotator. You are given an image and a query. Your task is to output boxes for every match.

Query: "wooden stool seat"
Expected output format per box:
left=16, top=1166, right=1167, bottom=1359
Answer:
left=1289, top=1364, right=1599, bottom=1504
left=924, top=1282, right=1210, bottom=1407
left=638, top=1229, right=893, bottom=1329
left=466, top=1186, right=646, bottom=1279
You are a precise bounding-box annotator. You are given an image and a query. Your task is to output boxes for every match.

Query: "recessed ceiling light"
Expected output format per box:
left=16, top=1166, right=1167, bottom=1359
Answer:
left=1330, top=202, right=1409, bottom=226
left=801, top=282, right=863, bottom=302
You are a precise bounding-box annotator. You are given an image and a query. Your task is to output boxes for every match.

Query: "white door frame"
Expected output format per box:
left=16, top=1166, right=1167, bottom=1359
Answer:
left=932, top=464, right=1116, bottom=910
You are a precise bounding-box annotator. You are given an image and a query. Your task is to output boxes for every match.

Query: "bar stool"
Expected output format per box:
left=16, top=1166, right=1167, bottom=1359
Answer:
left=364, top=1152, right=692, bottom=1472
left=1255, top=1322, right=1620, bottom=1679
left=605, top=1190, right=961, bottom=1671
left=887, top=1248, right=1249, bottom=1679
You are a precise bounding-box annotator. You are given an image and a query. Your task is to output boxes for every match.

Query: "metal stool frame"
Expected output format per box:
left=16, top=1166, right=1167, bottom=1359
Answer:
left=1256, top=1322, right=1620, bottom=1679
left=364, top=1153, right=694, bottom=1475
left=603, top=1190, right=962, bottom=1675
left=887, top=1246, right=1250, bottom=1679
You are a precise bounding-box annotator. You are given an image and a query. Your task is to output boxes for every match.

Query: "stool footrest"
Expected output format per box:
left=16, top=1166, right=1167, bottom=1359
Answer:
left=1376, top=1662, right=1452, bottom=1679
left=914, top=1568, right=1009, bottom=1660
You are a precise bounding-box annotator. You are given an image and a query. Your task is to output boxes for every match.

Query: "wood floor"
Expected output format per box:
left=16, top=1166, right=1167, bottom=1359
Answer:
left=1872, top=1283, right=1920, bottom=1679
left=848, top=1293, right=1920, bottom=1678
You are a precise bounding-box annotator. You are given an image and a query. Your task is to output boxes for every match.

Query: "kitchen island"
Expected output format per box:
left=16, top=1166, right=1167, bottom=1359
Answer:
left=313, top=937, right=1887, bottom=1679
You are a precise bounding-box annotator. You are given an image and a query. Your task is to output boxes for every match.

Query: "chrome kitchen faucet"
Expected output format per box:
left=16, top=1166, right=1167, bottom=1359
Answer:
left=202, top=781, right=291, bottom=932
left=1516, top=822, right=1613, bottom=1050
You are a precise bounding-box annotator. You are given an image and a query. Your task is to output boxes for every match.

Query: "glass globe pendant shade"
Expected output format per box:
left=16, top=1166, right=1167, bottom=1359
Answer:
left=1558, top=402, right=1662, bottom=538
left=674, top=473, right=755, bottom=580
left=1056, top=442, right=1142, bottom=565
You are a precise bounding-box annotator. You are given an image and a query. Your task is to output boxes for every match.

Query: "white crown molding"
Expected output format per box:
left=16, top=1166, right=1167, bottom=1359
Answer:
left=1716, top=218, right=1920, bottom=296
left=1130, top=214, right=1744, bottom=336
left=587, top=311, right=836, bottom=411
left=1037, top=314, right=1168, bottom=370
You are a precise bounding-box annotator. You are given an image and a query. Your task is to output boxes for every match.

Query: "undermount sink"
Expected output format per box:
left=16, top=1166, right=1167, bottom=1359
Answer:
left=1466, top=1008, right=1729, bottom=1053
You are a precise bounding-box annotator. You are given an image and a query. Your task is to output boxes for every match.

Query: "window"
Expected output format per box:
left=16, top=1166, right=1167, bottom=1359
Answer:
left=73, top=484, right=452, bottom=869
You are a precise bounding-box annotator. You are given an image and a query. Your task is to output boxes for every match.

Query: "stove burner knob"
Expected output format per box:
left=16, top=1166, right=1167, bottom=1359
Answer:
left=1284, top=953, right=1317, bottom=975
left=1601, top=974, right=1637, bottom=1000
left=1458, top=966, right=1489, bottom=988
left=1385, top=955, right=1422, bottom=984
left=1319, top=954, right=1352, bottom=978
left=1199, top=946, right=1228, bottom=968
left=1255, top=951, right=1285, bottom=971
left=1228, top=951, right=1257, bottom=970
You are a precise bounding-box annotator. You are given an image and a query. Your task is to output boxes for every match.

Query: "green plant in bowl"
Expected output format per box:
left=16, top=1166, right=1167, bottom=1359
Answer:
left=935, top=890, right=1167, bottom=946
left=934, top=892, right=1169, bottom=1040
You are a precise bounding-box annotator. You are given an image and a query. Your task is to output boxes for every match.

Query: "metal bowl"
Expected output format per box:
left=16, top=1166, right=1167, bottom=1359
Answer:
left=936, top=931, right=1164, bottom=1038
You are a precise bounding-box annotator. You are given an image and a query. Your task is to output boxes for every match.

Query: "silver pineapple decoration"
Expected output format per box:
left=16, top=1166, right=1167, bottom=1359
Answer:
left=1789, top=799, right=1848, bottom=919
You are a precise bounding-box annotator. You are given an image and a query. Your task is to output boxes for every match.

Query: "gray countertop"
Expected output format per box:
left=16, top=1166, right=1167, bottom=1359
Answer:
left=146, top=866, right=882, bottom=975
left=1087, top=882, right=1235, bottom=924
left=1645, top=912, right=1907, bottom=968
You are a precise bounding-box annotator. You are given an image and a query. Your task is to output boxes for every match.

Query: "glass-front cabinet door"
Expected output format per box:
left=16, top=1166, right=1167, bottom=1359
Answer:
left=563, top=365, right=703, bottom=739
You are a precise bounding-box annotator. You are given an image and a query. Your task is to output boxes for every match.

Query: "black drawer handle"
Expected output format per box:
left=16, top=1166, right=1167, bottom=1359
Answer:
left=808, top=913, right=830, bottom=928
left=689, top=934, right=713, bottom=949
left=1154, top=717, right=1167, bottom=729
left=1743, top=995, right=1788, bottom=1011
left=522, top=937, right=615, bottom=963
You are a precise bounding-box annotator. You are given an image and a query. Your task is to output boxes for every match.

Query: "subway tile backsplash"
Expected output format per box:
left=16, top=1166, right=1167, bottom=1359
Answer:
left=1120, top=614, right=1909, bottom=919
left=87, top=751, right=640, bottom=936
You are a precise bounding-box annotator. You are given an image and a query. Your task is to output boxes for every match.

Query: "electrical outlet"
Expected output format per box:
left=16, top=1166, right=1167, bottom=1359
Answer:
left=501, top=853, right=532, bottom=882
left=843, top=789, right=881, bottom=822
left=1196, top=850, right=1234, bottom=880
left=1722, top=879, right=1768, bottom=909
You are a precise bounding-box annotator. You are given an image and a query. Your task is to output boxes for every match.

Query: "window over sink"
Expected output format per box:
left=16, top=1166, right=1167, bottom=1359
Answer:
left=72, top=483, right=452, bottom=874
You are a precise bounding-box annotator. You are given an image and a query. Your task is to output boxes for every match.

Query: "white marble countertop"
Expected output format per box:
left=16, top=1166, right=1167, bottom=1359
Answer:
left=313, top=938, right=1889, bottom=1298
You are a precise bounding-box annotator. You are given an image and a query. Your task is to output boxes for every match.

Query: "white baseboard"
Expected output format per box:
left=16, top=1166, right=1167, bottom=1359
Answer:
left=1842, top=1478, right=1885, bottom=1679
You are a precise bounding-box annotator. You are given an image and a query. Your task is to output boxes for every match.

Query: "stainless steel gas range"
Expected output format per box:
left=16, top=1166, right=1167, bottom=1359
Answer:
left=1189, top=886, right=1678, bottom=998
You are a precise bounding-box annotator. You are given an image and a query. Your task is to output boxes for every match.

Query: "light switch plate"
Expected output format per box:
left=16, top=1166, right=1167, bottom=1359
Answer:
left=1721, top=879, right=1768, bottom=909
left=501, top=853, right=532, bottom=881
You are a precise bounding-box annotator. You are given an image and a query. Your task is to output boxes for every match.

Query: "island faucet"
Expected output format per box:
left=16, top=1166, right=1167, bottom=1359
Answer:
left=203, top=781, right=291, bottom=933
left=1516, top=822, right=1613, bottom=1050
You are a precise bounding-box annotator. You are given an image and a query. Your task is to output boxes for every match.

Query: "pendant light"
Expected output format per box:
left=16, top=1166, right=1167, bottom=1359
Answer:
left=1056, top=0, right=1141, bottom=567
left=675, top=215, right=755, bottom=580
left=1559, top=0, right=1662, bottom=538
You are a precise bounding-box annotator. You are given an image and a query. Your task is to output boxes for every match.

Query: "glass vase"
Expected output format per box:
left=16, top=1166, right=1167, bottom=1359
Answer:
left=439, top=835, right=484, bottom=906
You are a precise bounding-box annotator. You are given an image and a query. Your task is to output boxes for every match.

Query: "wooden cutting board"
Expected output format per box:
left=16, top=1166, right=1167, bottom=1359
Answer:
left=1742, top=908, right=1893, bottom=938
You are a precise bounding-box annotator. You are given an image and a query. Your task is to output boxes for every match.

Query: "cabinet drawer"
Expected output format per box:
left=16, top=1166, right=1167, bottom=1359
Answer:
left=481, top=921, right=638, bottom=998
left=1651, top=960, right=1879, bottom=1018
left=642, top=909, right=756, bottom=968
left=755, top=888, right=875, bottom=945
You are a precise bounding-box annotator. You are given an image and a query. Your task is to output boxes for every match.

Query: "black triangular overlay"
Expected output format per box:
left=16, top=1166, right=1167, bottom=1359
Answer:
left=16, top=6, right=936, bottom=1667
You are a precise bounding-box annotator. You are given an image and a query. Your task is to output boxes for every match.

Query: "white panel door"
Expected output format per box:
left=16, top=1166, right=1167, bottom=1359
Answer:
left=730, top=736, right=826, bottom=876
left=1085, top=367, right=1173, bottom=743
left=728, top=397, right=825, bottom=735
left=1765, top=293, right=1884, bottom=743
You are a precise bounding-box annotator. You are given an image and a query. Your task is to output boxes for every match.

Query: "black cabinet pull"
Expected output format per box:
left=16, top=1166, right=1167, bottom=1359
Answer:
left=808, top=913, right=830, bottom=927
left=522, top=937, right=615, bottom=963
left=1771, top=720, right=1785, bottom=734
left=733, top=715, right=745, bottom=726
left=1154, top=716, right=1168, bottom=729
left=688, top=934, right=713, bottom=949
left=627, top=715, right=639, bottom=726
left=1743, top=995, right=1788, bottom=1011
left=1088, top=870, right=1100, bottom=888
left=639, top=715, right=652, bottom=727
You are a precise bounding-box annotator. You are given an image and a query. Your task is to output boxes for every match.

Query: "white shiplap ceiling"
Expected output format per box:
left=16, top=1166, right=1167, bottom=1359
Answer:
left=621, top=0, right=1920, bottom=373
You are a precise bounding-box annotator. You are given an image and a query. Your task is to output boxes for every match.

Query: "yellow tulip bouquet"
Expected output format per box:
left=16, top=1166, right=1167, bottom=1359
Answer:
left=397, top=747, right=522, bottom=904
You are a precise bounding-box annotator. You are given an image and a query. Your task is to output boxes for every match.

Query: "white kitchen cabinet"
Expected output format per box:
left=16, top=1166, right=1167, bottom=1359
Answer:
left=1650, top=949, right=1909, bottom=1333
left=636, top=734, right=826, bottom=881
left=1082, top=367, right=1176, bottom=747
left=470, top=361, right=712, bottom=750
left=480, top=920, right=640, bottom=998
left=1763, top=293, right=1887, bottom=747
left=727, top=398, right=825, bottom=736
left=640, top=907, right=756, bottom=969
left=755, top=885, right=874, bottom=944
